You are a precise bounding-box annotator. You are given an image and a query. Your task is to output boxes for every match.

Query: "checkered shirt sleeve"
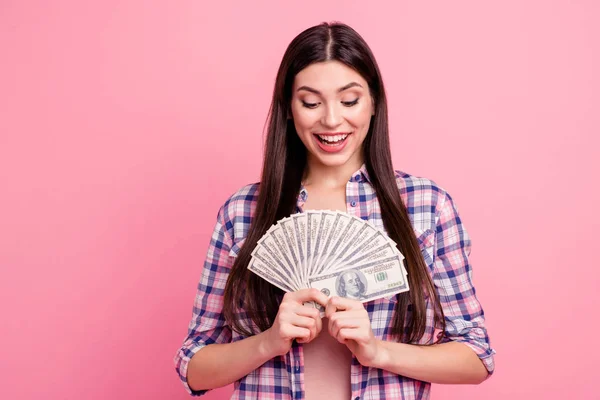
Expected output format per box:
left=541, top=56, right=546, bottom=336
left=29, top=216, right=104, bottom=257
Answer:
left=434, top=190, right=496, bottom=375
left=173, top=204, right=234, bottom=396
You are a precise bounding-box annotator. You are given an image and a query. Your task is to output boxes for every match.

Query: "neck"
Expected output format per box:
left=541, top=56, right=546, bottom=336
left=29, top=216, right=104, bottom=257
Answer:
left=303, top=154, right=363, bottom=189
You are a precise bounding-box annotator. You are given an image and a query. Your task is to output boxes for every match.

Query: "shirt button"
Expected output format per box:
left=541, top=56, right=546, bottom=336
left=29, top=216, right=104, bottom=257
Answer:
left=350, top=201, right=357, bottom=207
left=354, top=397, right=360, bottom=400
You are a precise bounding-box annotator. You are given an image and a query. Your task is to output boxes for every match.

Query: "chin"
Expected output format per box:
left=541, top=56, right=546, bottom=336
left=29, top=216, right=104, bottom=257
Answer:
left=310, top=150, right=360, bottom=168
left=315, top=156, right=351, bottom=167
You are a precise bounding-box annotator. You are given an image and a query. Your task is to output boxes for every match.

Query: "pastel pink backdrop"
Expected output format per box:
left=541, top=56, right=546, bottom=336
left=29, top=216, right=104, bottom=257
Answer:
left=1, top=1, right=598, bottom=399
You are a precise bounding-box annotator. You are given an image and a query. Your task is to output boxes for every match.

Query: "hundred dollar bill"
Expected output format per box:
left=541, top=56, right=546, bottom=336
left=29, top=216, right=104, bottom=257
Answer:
left=279, top=217, right=305, bottom=287
left=308, top=210, right=328, bottom=277
left=333, top=230, right=398, bottom=271
left=263, top=224, right=301, bottom=288
left=252, top=235, right=301, bottom=290
left=313, top=212, right=347, bottom=275
left=327, top=222, right=372, bottom=268
left=307, top=255, right=409, bottom=303
left=332, top=236, right=406, bottom=274
left=305, top=210, right=324, bottom=278
left=315, top=213, right=355, bottom=274
left=310, top=211, right=337, bottom=278
left=291, top=213, right=308, bottom=285
left=320, top=215, right=364, bottom=272
left=248, top=256, right=295, bottom=293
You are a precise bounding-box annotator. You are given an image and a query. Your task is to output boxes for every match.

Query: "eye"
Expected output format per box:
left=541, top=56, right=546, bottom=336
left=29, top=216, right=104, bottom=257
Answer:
left=342, top=99, right=359, bottom=107
left=301, top=101, right=319, bottom=109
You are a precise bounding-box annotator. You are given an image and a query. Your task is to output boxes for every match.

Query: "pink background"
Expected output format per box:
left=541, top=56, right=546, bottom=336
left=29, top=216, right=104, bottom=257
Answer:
left=1, top=1, right=598, bottom=399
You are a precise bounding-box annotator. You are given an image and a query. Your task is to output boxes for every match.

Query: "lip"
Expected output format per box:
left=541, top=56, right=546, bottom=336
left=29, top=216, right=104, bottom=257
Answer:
left=313, top=132, right=352, bottom=153
left=314, top=132, right=351, bottom=136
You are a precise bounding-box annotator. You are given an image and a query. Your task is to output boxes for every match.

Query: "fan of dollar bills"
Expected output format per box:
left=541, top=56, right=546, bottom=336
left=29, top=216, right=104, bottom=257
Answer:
left=249, top=210, right=409, bottom=304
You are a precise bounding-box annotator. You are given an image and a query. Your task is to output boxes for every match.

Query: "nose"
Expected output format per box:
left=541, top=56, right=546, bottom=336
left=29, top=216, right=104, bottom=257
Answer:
left=321, top=102, right=343, bottom=128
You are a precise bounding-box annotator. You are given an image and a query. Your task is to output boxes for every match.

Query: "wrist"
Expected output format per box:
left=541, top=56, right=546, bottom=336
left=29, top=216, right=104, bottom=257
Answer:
left=257, top=329, right=279, bottom=360
left=371, top=339, right=392, bottom=370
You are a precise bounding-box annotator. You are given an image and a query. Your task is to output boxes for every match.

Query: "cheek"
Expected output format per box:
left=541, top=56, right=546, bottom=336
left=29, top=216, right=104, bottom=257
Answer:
left=346, top=105, right=373, bottom=129
left=291, top=106, right=317, bottom=131
left=293, top=119, right=313, bottom=141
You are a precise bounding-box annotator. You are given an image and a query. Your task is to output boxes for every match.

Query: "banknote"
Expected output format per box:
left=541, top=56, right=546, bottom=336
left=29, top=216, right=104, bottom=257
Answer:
left=252, top=233, right=301, bottom=290
left=331, top=235, right=406, bottom=273
left=305, top=213, right=320, bottom=277
left=315, top=213, right=355, bottom=274
left=312, top=212, right=345, bottom=275
left=305, top=211, right=323, bottom=277
left=261, top=224, right=302, bottom=288
left=320, top=215, right=365, bottom=272
left=248, top=210, right=410, bottom=306
left=280, top=217, right=305, bottom=286
left=332, top=230, right=400, bottom=270
left=307, top=255, right=409, bottom=303
left=248, top=256, right=295, bottom=293
left=327, top=222, right=376, bottom=269
left=291, top=214, right=308, bottom=285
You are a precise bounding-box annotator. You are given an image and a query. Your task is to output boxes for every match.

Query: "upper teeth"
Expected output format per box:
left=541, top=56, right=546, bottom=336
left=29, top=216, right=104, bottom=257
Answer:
left=318, top=134, right=348, bottom=143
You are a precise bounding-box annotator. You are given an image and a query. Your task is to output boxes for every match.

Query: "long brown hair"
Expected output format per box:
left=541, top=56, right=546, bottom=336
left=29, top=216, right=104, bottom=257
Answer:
left=223, top=22, right=444, bottom=343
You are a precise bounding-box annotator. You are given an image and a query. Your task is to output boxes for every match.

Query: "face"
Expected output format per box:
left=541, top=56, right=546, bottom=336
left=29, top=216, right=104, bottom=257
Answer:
left=290, top=61, right=374, bottom=170
left=343, top=272, right=361, bottom=297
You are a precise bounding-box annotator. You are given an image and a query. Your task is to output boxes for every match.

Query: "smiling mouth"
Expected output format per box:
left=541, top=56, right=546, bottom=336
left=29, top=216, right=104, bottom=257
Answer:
left=315, top=133, right=350, bottom=145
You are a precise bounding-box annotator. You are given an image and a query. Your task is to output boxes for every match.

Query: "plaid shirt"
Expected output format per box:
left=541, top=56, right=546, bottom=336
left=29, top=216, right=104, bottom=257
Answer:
left=174, top=165, right=495, bottom=399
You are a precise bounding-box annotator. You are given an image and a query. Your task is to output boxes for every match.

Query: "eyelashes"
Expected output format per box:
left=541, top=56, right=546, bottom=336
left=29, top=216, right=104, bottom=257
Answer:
left=301, top=99, right=360, bottom=109
left=301, top=101, right=319, bottom=109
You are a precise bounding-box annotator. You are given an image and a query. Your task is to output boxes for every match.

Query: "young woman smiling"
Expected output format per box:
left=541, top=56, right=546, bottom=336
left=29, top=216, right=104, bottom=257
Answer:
left=174, top=22, right=495, bottom=400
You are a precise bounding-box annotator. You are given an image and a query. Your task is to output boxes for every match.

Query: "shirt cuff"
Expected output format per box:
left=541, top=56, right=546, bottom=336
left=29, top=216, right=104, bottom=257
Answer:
left=458, top=339, right=496, bottom=377
left=174, top=341, right=210, bottom=396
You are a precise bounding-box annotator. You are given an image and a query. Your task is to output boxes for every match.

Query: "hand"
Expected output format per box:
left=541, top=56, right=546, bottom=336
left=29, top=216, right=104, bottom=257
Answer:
left=262, top=288, right=329, bottom=357
left=325, top=296, right=382, bottom=367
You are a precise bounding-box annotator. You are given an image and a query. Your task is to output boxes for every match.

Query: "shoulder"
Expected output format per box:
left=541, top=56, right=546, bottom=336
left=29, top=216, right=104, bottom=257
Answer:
left=392, top=169, right=449, bottom=233
left=394, top=169, right=446, bottom=197
left=216, top=182, right=260, bottom=246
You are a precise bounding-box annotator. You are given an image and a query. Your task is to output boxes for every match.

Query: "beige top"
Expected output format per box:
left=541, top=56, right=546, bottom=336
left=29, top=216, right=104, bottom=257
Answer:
left=302, top=318, right=353, bottom=399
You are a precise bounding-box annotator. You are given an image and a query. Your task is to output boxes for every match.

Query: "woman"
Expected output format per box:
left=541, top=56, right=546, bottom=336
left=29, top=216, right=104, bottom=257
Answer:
left=174, top=22, right=495, bottom=399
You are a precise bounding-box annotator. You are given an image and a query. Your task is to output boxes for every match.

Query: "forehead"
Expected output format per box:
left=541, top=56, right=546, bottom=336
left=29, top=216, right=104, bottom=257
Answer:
left=293, top=61, right=368, bottom=92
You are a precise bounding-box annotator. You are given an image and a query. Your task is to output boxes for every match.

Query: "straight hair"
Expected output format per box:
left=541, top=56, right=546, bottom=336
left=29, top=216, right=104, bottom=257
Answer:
left=223, top=22, right=445, bottom=343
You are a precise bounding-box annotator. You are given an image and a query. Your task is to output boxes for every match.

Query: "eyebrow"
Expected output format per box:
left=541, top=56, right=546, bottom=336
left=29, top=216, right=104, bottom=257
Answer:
left=296, top=82, right=363, bottom=94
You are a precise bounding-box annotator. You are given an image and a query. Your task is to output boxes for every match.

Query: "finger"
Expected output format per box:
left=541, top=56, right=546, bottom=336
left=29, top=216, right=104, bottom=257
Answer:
left=280, top=325, right=311, bottom=342
left=288, top=288, right=329, bottom=307
left=289, top=314, right=319, bottom=341
left=297, top=319, right=323, bottom=344
left=328, top=315, right=362, bottom=340
left=334, top=296, right=363, bottom=310
left=287, top=314, right=318, bottom=330
left=329, top=314, right=362, bottom=332
left=337, top=327, right=362, bottom=343
left=325, top=296, right=350, bottom=318
left=295, top=304, right=321, bottom=319
left=294, top=304, right=323, bottom=334
left=330, top=324, right=354, bottom=344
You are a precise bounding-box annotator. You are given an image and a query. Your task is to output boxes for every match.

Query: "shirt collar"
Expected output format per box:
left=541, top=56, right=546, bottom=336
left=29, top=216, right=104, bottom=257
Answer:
left=350, top=163, right=371, bottom=184
left=298, top=163, right=370, bottom=205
